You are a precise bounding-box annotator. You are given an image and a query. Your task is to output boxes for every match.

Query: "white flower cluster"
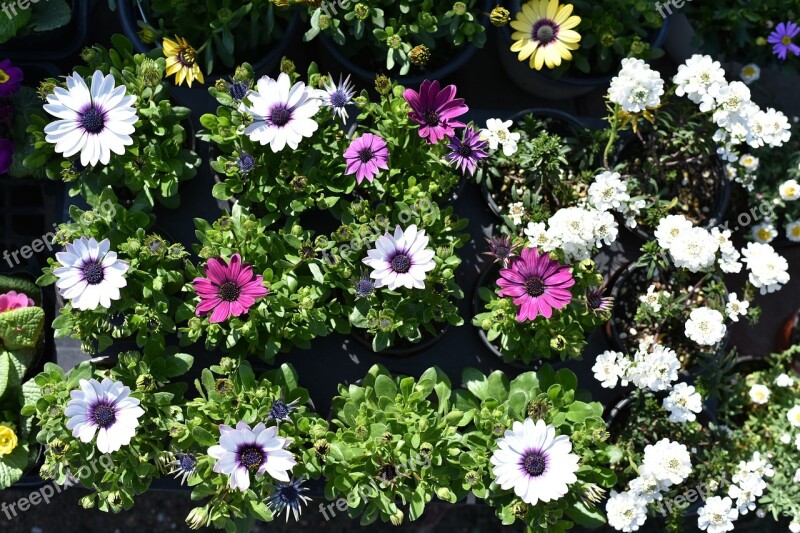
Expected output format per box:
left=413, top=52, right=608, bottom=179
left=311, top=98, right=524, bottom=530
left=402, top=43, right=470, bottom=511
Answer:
left=524, top=203, right=620, bottom=261
left=607, top=439, right=693, bottom=532
left=481, top=118, right=520, bottom=156
left=608, top=58, right=665, bottom=113
left=741, top=242, right=791, bottom=294
left=654, top=214, right=741, bottom=274
left=587, top=171, right=646, bottom=228
left=685, top=307, right=727, bottom=346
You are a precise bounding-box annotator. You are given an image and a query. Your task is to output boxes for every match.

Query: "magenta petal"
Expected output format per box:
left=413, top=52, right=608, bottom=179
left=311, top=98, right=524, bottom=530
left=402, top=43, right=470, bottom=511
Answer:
left=197, top=297, right=222, bottom=313
left=209, top=301, right=232, bottom=323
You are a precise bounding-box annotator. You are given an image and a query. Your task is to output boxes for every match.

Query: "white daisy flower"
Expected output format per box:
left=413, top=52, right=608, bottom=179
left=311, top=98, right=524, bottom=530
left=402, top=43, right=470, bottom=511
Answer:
left=362, top=225, right=436, bottom=290
left=641, top=438, right=692, bottom=486
left=698, top=496, right=738, bottom=533
left=64, top=378, right=144, bottom=453
left=780, top=179, right=800, bottom=201
left=738, top=154, right=759, bottom=172
left=725, top=292, right=749, bottom=322
left=748, top=384, right=770, bottom=404
left=243, top=72, right=321, bottom=152
left=43, top=71, right=138, bottom=166
left=490, top=418, right=579, bottom=505
left=786, top=220, right=800, bottom=242
left=685, top=307, right=727, bottom=346
left=663, top=382, right=702, bottom=423
left=508, top=201, right=526, bottom=225
left=739, top=63, right=761, bottom=85
left=788, top=405, right=800, bottom=427
left=53, top=237, right=129, bottom=311
left=752, top=221, right=777, bottom=243
left=208, top=421, right=296, bottom=492
left=776, top=373, right=794, bottom=387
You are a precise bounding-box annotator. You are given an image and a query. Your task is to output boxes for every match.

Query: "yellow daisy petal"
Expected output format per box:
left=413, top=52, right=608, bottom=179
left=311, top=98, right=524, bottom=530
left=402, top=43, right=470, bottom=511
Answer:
left=546, top=0, right=559, bottom=20
left=533, top=49, right=546, bottom=70
left=554, top=3, right=574, bottom=25
left=194, top=67, right=204, bottom=84
left=560, top=15, right=581, bottom=30
left=511, top=20, right=533, bottom=32
left=558, top=29, right=581, bottom=43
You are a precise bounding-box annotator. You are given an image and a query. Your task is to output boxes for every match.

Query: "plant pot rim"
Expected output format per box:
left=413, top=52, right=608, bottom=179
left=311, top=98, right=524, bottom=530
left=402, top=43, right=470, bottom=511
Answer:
left=318, top=0, right=492, bottom=86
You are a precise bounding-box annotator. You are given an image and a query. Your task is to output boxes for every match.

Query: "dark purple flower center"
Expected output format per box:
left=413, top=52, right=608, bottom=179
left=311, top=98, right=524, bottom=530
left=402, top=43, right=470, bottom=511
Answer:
left=81, top=107, right=105, bottom=134
left=457, top=144, right=473, bottom=157
left=229, top=81, right=248, bottom=100
left=237, top=153, right=255, bottom=173
left=355, top=278, right=375, bottom=297
left=179, top=454, right=196, bottom=471
left=239, top=446, right=265, bottom=469
left=523, top=451, right=547, bottom=477
left=91, top=403, right=116, bottom=428
left=219, top=281, right=241, bottom=302
left=494, top=246, right=510, bottom=259
left=532, top=20, right=558, bottom=45
left=358, top=148, right=374, bottom=164
left=391, top=254, right=411, bottom=274
left=379, top=464, right=397, bottom=481
left=271, top=399, right=290, bottom=420
left=423, top=110, right=440, bottom=126
left=278, top=483, right=299, bottom=503
left=587, top=290, right=609, bottom=311
left=524, top=276, right=546, bottom=297
left=330, top=90, right=349, bottom=108
left=270, top=104, right=292, bottom=127
left=83, top=261, right=105, bottom=285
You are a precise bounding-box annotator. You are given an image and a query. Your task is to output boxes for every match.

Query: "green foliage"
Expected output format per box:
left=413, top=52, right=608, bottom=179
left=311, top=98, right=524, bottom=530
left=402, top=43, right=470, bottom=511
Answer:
left=0, top=0, right=71, bottom=43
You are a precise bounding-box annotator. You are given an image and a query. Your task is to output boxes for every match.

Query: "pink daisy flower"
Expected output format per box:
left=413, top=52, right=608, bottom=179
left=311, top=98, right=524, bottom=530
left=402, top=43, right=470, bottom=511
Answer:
left=496, top=247, right=575, bottom=322
left=344, top=133, right=390, bottom=184
left=0, top=291, right=35, bottom=313
left=403, top=80, right=468, bottom=144
left=193, top=253, right=268, bottom=324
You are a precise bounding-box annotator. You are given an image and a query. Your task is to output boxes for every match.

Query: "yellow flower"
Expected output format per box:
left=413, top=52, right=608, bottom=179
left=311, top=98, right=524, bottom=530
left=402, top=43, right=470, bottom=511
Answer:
left=510, top=0, right=581, bottom=70
left=0, top=425, right=18, bottom=456
left=163, top=36, right=204, bottom=87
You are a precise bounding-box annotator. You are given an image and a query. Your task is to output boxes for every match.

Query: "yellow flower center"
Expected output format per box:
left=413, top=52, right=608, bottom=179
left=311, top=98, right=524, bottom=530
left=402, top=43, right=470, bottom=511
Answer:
left=0, top=425, right=18, bottom=456
left=743, top=67, right=756, bottom=77
left=0, top=68, right=8, bottom=84
left=782, top=36, right=793, bottom=46
left=757, top=228, right=772, bottom=241
left=785, top=186, right=797, bottom=197
left=791, top=226, right=800, bottom=238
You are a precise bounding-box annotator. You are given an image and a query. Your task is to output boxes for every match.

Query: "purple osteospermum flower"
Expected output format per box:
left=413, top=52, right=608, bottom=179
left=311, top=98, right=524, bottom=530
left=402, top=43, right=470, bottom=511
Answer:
left=768, top=21, right=800, bottom=60
left=446, top=126, right=489, bottom=175
left=192, top=253, right=269, bottom=324
left=0, top=59, right=23, bottom=97
left=169, top=452, right=197, bottom=485
left=585, top=287, right=613, bottom=315
left=483, top=235, right=519, bottom=267
left=362, top=225, right=436, bottom=290
left=319, top=73, right=356, bottom=123
left=266, top=477, right=313, bottom=522
left=0, top=138, right=13, bottom=174
left=208, top=421, right=296, bottom=492
left=53, top=237, right=130, bottom=311
left=403, top=80, right=469, bottom=144
left=497, top=247, right=575, bottom=322
left=64, top=378, right=144, bottom=453
left=343, top=133, right=389, bottom=184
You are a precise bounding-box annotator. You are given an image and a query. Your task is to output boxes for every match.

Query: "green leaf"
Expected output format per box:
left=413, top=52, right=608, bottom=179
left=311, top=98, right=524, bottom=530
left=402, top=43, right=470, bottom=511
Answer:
left=0, top=306, right=44, bottom=350
left=29, top=0, right=72, bottom=32
left=162, top=353, right=194, bottom=378
left=565, top=500, right=606, bottom=528
left=0, top=442, right=29, bottom=489
left=373, top=375, right=397, bottom=399
left=191, top=426, right=217, bottom=447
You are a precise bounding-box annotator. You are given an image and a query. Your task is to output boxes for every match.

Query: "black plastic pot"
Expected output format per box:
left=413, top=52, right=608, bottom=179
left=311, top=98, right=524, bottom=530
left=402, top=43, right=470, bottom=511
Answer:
left=498, top=0, right=671, bottom=99
left=0, top=0, right=90, bottom=61
left=480, top=108, right=587, bottom=221
left=317, top=0, right=492, bottom=87
left=612, top=136, right=731, bottom=241
left=9, top=444, right=46, bottom=490
left=351, top=317, right=451, bottom=358
left=117, top=0, right=300, bottom=112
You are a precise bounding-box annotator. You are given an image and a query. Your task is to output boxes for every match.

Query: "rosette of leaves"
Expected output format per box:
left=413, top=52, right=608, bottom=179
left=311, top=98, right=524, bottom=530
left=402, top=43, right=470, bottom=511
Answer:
left=0, top=275, right=45, bottom=370
left=304, top=0, right=487, bottom=75
left=475, top=113, right=605, bottom=228
left=0, top=0, right=71, bottom=44
left=473, top=254, right=607, bottom=364
left=199, top=62, right=354, bottom=220
left=352, top=81, right=465, bottom=204
left=717, top=347, right=800, bottom=526
left=323, top=195, right=467, bottom=352
left=322, top=365, right=469, bottom=525
left=38, top=193, right=189, bottom=355
left=23, top=349, right=194, bottom=511
left=176, top=360, right=325, bottom=531
left=453, top=366, right=616, bottom=530
left=136, top=0, right=294, bottom=74
left=25, top=35, right=200, bottom=210
left=181, top=204, right=345, bottom=361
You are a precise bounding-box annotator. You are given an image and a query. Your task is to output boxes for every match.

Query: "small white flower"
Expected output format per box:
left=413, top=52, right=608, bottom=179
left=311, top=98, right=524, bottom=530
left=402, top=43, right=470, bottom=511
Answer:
left=742, top=243, right=790, bottom=294
left=788, top=405, right=800, bottom=427
left=791, top=521, right=800, bottom=533
left=748, top=384, right=770, bottom=404
left=639, top=284, right=663, bottom=313
left=524, top=221, right=550, bottom=249
left=786, top=220, right=800, bottom=242
left=698, top=496, right=738, bottom=533
left=642, top=438, right=692, bottom=486
left=685, top=307, right=727, bottom=346
left=588, top=171, right=630, bottom=212
left=606, top=490, right=648, bottom=532
left=776, top=373, right=794, bottom=387
left=654, top=214, right=694, bottom=250
left=663, top=382, right=702, bottom=423
left=508, top=202, right=526, bottom=225
left=739, top=63, right=761, bottom=85
left=592, top=350, right=626, bottom=388
left=608, top=58, right=664, bottom=113
left=738, top=153, right=759, bottom=172
left=725, top=293, right=749, bottom=322
left=481, top=118, right=520, bottom=156
left=628, top=344, right=681, bottom=392
left=780, top=179, right=800, bottom=201
left=673, top=55, right=726, bottom=106
left=752, top=221, right=777, bottom=243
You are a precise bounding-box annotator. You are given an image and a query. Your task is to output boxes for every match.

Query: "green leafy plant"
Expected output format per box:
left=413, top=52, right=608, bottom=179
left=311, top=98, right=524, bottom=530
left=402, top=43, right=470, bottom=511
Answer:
left=0, top=0, right=72, bottom=44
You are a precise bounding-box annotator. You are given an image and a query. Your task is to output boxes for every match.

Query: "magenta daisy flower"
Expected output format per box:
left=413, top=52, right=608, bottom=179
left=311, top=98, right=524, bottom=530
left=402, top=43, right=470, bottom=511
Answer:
left=768, top=21, right=800, bottom=60
left=344, top=133, right=389, bottom=184
left=193, top=253, right=269, bottom=324
left=446, top=126, right=489, bottom=175
left=403, top=80, right=468, bottom=144
left=0, top=59, right=23, bottom=97
left=496, top=247, right=575, bottom=322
